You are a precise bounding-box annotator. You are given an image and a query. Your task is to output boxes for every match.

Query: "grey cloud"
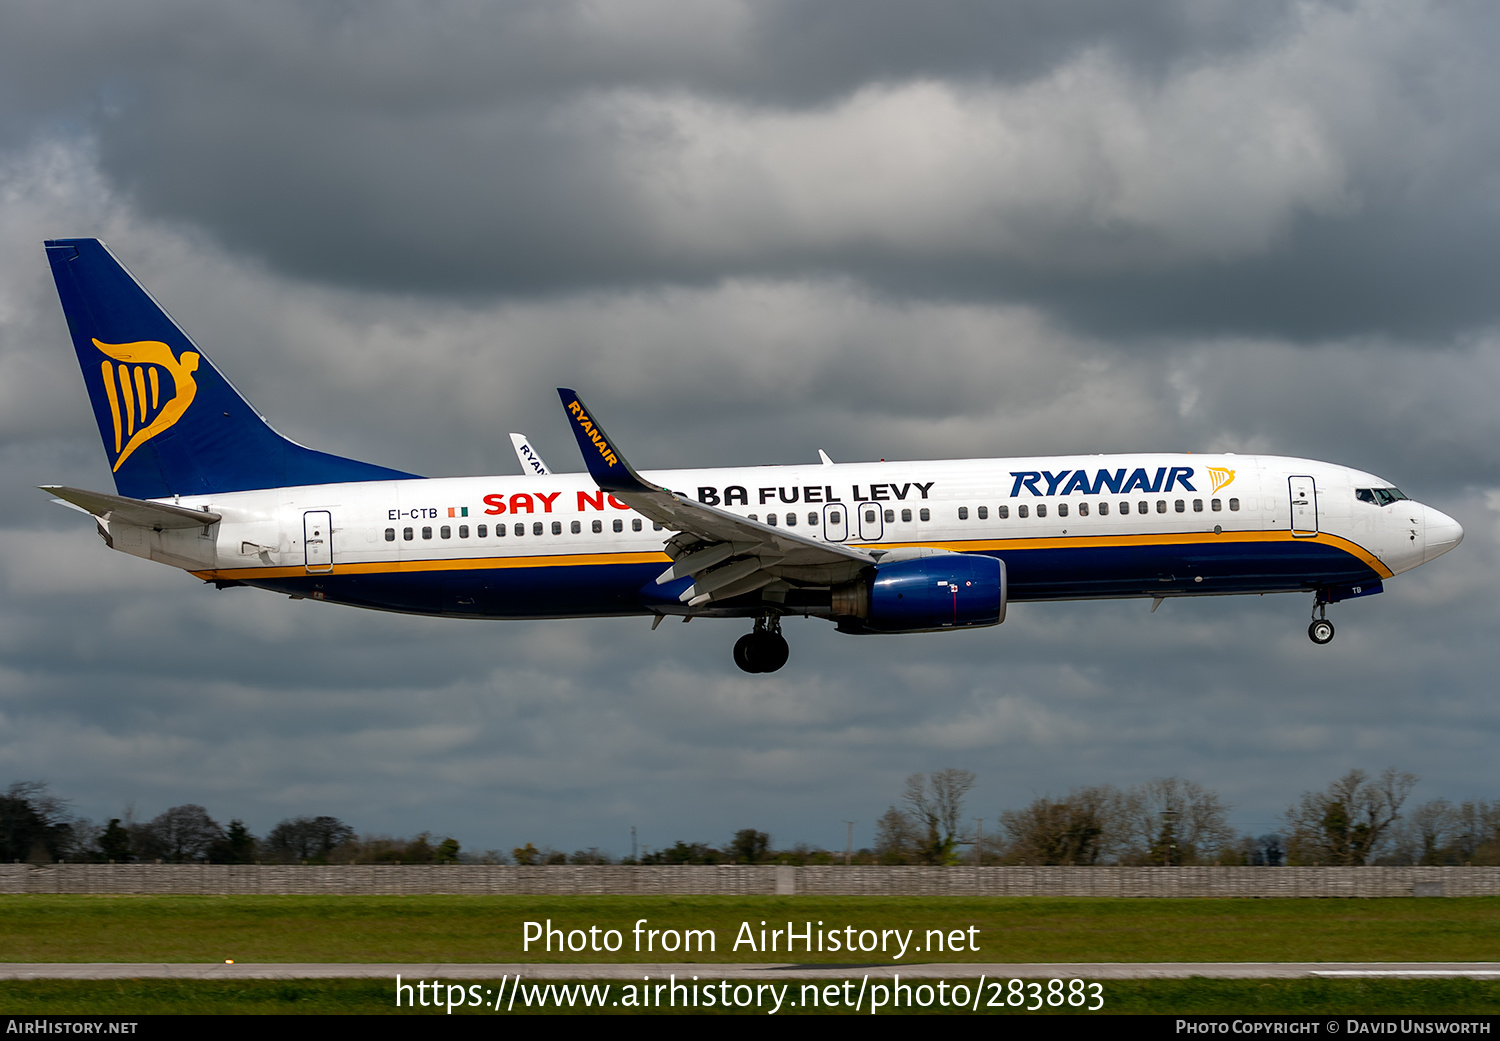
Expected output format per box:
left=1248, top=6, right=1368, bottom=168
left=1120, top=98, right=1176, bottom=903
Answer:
left=5, top=0, right=1496, bottom=346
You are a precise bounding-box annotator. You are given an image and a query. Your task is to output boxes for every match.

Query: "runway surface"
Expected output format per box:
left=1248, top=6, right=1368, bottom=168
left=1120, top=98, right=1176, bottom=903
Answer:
left=4, top=963, right=1500, bottom=980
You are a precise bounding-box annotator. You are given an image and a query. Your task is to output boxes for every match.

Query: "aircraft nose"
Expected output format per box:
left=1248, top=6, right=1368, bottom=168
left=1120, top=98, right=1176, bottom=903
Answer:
left=1423, top=505, right=1464, bottom=563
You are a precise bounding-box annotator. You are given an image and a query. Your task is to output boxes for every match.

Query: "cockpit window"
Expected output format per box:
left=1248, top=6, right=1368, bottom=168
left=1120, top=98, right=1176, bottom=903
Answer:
left=1356, top=487, right=1408, bottom=506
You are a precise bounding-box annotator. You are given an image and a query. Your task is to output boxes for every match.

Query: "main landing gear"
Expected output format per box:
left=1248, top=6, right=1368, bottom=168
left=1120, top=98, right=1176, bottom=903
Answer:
left=734, top=615, right=789, bottom=674
left=1308, top=595, right=1335, bottom=645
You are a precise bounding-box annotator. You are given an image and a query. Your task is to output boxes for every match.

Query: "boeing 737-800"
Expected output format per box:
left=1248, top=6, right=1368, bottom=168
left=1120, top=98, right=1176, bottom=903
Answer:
left=40, top=239, right=1464, bottom=673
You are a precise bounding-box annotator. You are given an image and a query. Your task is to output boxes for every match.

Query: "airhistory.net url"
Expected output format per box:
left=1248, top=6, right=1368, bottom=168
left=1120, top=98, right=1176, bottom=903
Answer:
left=394, top=973, right=1106, bottom=1013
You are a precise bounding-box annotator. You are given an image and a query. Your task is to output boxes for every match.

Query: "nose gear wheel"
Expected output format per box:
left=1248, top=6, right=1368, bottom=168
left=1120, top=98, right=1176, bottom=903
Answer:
left=1308, top=594, right=1335, bottom=645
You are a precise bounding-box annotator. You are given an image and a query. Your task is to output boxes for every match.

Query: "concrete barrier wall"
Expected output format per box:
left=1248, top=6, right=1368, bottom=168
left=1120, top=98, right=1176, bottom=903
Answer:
left=2, top=864, right=1497, bottom=897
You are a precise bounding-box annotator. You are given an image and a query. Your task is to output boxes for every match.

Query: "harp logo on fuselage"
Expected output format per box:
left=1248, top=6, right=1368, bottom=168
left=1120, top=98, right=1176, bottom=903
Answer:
left=93, top=338, right=200, bottom=472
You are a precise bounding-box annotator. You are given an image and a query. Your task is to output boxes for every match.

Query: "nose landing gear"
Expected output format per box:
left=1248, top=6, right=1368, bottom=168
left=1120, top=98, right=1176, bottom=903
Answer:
left=734, top=615, right=790, bottom=673
left=1308, top=594, right=1335, bottom=645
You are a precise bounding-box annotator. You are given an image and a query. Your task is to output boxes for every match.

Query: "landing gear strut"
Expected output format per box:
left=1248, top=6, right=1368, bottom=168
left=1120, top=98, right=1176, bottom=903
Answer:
left=734, top=615, right=789, bottom=673
left=1308, top=595, right=1335, bottom=645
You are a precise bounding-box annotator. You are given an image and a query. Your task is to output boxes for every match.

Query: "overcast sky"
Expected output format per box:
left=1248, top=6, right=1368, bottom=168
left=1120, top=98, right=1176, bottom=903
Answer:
left=1, top=0, right=1496, bottom=858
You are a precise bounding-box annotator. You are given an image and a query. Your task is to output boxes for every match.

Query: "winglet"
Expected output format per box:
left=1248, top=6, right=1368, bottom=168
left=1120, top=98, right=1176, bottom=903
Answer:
left=556, top=389, right=657, bottom=493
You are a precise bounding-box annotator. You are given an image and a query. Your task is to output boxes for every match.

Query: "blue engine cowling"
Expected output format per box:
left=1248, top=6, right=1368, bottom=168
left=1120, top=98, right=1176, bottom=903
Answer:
left=834, top=553, right=1006, bottom=634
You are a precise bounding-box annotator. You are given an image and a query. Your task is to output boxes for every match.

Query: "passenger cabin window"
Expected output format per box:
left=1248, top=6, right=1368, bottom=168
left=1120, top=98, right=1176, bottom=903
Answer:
left=632, top=519, right=642, bottom=531
left=996, top=506, right=1008, bottom=519
left=829, top=511, right=841, bottom=525
left=403, top=527, right=414, bottom=540
left=1229, top=498, right=1240, bottom=511
left=766, top=514, right=778, bottom=526
left=1057, top=503, right=1068, bottom=517
left=1211, top=499, right=1221, bottom=512
left=1099, top=502, right=1108, bottom=516
left=1156, top=500, right=1166, bottom=514
left=1018, top=505, right=1029, bottom=518
left=515, top=522, right=525, bottom=536
left=919, top=508, right=931, bottom=521
left=1193, top=499, right=1203, bottom=512
left=613, top=519, right=623, bottom=532
left=459, top=525, right=469, bottom=538
left=592, top=520, right=602, bottom=533
left=901, top=509, right=912, bottom=522
left=478, top=524, right=489, bottom=537
left=1137, top=501, right=1148, bottom=515
left=571, top=520, right=581, bottom=534
left=533, top=522, right=544, bottom=535
left=1174, top=500, right=1184, bottom=513
left=786, top=512, right=797, bottom=526
left=1037, top=504, right=1047, bottom=518
left=551, top=521, right=562, bottom=535
left=884, top=509, right=894, bottom=523
left=977, top=506, right=988, bottom=520
left=653, top=522, right=663, bottom=531
left=958, top=507, right=969, bottom=520
left=810, top=512, right=820, bottom=526
left=385, top=528, right=396, bottom=541
left=440, top=525, right=451, bottom=539
left=1079, top=502, right=1089, bottom=516
left=1119, top=501, right=1130, bottom=515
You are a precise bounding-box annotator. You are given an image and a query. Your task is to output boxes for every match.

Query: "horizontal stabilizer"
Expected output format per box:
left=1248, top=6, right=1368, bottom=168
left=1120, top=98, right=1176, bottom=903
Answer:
left=40, top=485, right=220, bottom=529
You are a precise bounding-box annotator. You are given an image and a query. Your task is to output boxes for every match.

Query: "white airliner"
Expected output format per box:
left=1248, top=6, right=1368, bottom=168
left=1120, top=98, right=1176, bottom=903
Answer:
left=41, top=239, right=1464, bottom=673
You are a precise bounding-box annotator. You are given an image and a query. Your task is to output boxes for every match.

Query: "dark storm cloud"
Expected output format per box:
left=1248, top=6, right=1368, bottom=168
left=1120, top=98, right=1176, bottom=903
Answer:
left=9, top=0, right=1499, bottom=344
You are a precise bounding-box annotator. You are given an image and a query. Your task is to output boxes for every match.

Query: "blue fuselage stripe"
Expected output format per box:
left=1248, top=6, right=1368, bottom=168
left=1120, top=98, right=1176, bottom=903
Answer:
left=246, top=540, right=1382, bottom=618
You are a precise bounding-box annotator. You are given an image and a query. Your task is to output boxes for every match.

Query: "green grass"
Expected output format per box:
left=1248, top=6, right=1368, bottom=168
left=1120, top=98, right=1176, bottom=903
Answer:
left=3, top=895, right=1500, bottom=964
left=1, top=978, right=1498, bottom=1015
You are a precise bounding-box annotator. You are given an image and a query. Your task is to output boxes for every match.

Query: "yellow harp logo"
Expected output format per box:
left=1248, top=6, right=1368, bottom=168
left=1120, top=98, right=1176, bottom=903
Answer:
left=93, top=338, right=200, bottom=472
left=1207, top=466, right=1236, bottom=494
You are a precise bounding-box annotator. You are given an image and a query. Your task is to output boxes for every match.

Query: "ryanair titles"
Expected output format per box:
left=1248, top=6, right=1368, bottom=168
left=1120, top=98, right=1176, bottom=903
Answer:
left=1009, top=466, right=1198, bottom=497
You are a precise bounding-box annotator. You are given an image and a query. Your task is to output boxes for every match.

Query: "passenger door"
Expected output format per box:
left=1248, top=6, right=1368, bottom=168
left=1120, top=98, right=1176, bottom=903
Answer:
left=1288, top=476, right=1318, bottom=537
left=304, top=510, right=333, bottom=571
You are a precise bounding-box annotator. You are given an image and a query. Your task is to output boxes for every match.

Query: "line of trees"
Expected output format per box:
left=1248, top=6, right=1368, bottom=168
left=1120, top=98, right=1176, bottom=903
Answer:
left=7, top=769, right=1500, bottom=867
left=0, top=784, right=462, bottom=865
left=870, top=768, right=1500, bottom=866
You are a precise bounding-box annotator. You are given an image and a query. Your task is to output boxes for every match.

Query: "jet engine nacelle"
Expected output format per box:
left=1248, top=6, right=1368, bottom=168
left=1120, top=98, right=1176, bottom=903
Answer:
left=832, top=552, right=1006, bottom=634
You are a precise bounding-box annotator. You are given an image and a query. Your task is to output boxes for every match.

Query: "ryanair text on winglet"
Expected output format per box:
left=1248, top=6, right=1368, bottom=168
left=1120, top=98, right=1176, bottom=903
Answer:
left=566, top=399, right=618, bottom=468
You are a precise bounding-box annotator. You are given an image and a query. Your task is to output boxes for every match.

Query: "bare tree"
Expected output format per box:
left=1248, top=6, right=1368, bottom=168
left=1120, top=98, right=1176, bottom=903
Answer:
left=0, top=782, right=78, bottom=863
left=1284, top=768, right=1417, bottom=865
left=998, top=786, right=1126, bottom=865
left=1388, top=799, right=1500, bottom=865
left=266, top=816, right=354, bottom=863
left=133, top=805, right=224, bottom=863
left=874, top=805, right=921, bottom=863
left=902, top=769, right=977, bottom=865
left=1119, top=778, right=1235, bottom=865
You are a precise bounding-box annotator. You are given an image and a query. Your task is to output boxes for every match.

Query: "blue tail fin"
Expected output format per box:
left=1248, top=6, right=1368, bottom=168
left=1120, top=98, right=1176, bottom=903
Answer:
left=45, top=238, right=418, bottom=499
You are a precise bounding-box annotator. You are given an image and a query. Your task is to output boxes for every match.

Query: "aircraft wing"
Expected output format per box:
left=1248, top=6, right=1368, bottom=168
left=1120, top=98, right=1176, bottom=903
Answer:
left=41, top=485, right=221, bottom=529
left=557, top=389, right=873, bottom=606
